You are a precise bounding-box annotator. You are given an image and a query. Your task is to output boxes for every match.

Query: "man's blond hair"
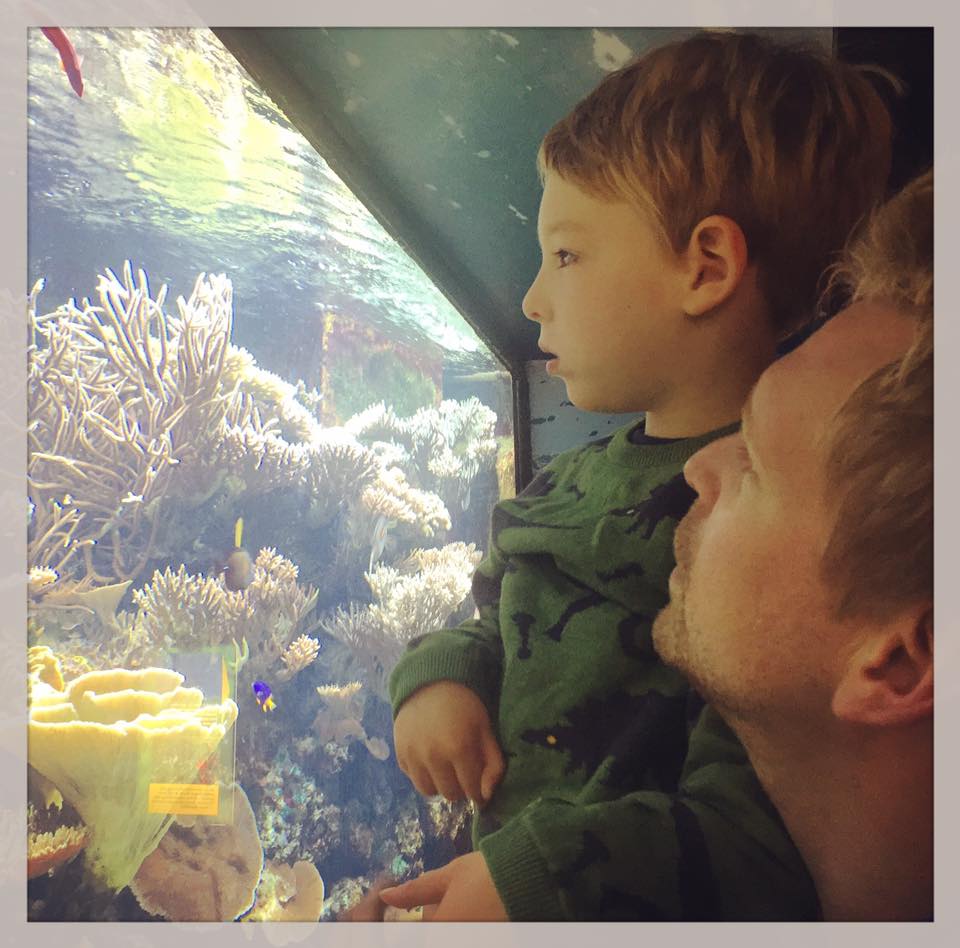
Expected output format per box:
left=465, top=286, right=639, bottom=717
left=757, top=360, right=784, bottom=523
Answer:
left=538, top=30, right=897, bottom=336
left=821, top=170, right=933, bottom=621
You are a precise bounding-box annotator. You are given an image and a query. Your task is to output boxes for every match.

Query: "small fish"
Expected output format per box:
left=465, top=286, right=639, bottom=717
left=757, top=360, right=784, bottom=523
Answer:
left=368, top=514, right=394, bottom=573
left=461, top=483, right=472, bottom=511
left=252, top=680, right=276, bottom=712
left=221, top=517, right=253, bottom=592
left=41, top=28, right=84, bottom=98
left=196, top=751, right=218, bottom=784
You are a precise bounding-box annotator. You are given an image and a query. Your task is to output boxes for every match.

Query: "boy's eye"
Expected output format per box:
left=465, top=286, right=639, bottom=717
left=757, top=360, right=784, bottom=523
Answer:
left=553, top=249, right=575, bottom=268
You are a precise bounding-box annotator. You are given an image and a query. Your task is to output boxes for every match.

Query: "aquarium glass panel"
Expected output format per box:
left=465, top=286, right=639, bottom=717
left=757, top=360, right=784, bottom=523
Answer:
left=27, top=26, right=513, bottom=921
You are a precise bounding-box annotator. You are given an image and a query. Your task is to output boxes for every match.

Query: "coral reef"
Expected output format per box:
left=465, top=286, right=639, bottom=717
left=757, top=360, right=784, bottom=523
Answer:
left=28, top=651, right=239, bottom=890
left=278, top=634, right=322, bottom=681
left=320, top=541, right=481, bottom=694
left=27, top=265, right=247, bottom=581
left=27, top=263, right=455, bottom=590
left=26, top=262, right=500, bottom=920
left=244, top=859, right=325, bottom=922
left=346, top=397, right=497, bottom=511
left=108, top=547, right=318, bottom=673
left=130, top=783, right=262, bottom=920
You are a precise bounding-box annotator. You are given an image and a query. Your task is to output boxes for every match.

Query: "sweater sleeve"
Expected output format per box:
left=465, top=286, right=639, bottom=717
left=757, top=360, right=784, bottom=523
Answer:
left=388, top=537, right=506, bottom=720
left=477, top=705, right=821, bottom=921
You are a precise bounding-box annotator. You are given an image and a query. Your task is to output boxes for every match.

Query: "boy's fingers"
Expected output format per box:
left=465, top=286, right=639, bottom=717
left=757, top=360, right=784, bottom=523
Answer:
left=380, top=868, right=448, bottom=909
left=452, top=753, right=484, bottom=804
left=408, top=763, right=438, bottom=798
left=429, top=760, right=465, bottom=801
left=338, top=875, right=394, bottom=921
left=479, top=731, right=505, bottom=801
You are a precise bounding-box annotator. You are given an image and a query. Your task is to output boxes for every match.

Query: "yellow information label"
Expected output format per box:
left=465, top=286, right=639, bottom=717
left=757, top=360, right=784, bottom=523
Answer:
left=148, top=782, right=220, bottom=816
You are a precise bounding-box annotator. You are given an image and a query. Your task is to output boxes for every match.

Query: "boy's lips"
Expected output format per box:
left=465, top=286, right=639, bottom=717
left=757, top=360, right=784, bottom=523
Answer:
left=538, top=342, right=560, bottom=373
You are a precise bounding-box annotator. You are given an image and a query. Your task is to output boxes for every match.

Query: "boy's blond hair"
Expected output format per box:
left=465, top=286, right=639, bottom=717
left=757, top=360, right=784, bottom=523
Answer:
left=821, top=169, right=932, bottom=621
left=538, top=30, right=897, bottom=335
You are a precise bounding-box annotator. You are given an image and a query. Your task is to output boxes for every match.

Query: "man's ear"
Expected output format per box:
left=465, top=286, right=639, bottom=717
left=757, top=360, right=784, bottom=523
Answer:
left=832, top=606, right=933, bottom=726
left=679, top=215, right=749, bottom=317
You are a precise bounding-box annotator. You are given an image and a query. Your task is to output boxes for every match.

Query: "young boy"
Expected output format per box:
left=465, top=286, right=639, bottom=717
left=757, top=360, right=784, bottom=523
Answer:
left=385, top=30, right=895, bottom=920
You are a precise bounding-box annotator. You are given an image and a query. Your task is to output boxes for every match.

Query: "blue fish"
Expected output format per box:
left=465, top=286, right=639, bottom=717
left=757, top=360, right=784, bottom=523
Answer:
left=252, top=680, right=276, bottom=712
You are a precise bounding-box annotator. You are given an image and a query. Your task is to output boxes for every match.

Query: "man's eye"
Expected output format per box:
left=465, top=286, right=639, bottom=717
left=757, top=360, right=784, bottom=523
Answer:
left=553, top=249, right=575, bottom=268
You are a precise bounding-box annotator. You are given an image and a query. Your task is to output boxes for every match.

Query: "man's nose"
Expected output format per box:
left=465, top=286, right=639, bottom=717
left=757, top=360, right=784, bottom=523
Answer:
left=682, top=436, right=731, bottom=508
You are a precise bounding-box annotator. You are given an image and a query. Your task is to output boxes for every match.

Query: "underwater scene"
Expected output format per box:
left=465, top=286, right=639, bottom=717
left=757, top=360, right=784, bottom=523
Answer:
left=26, top=27, right=515, bottom=921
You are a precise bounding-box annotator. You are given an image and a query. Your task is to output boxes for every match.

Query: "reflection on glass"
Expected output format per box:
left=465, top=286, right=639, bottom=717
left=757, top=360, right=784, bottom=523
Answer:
left=27, top=26, right=514, bottom=921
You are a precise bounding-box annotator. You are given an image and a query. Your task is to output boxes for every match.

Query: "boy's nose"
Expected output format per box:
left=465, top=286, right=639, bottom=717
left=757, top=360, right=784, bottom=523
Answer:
left=521, top=271, right=544, bottom=322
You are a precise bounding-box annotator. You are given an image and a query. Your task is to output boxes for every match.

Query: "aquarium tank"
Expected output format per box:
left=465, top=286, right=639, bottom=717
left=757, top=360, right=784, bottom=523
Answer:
left=26, top=26, right=514, bottom=922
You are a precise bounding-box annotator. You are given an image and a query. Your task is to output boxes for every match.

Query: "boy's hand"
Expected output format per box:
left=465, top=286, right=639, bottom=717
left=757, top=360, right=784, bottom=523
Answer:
left=393, top=680, right=505, bottom=804
left=379, top=852, right=509, bottom=921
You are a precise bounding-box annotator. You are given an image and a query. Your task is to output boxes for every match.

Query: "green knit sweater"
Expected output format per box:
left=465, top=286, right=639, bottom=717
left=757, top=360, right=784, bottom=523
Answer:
left=389, top=420, right=819, bottom=920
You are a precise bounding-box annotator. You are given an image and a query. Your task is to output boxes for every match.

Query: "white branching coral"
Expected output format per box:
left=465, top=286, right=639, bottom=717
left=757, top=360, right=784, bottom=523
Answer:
left=222, top=345, right=321, bottom=445
left=360, top=466, right=451, bottom=537
left=346, top=397, right=497, bottom=505
left=27, top=263, right=249, bottom=581
left=319, top=541, right=481, bottom=694
left=129, top=564, right=256, bottom=651
left=119, top=548, right=318, bottom=673
left=28, top=264, right=466, bottom=592
left=277, top=634, right=321, bottom=680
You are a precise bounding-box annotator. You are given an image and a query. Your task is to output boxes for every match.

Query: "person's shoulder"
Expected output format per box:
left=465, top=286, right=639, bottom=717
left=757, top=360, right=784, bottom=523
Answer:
left=519, top=430, right=623, bottom=498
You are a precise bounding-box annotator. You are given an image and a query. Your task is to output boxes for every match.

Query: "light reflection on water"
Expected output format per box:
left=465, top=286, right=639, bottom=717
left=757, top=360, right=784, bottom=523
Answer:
left=27, top=26, right=495, bottom=381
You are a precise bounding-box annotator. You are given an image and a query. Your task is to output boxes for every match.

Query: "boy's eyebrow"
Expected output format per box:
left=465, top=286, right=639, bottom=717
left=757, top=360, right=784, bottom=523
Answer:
left=539, top=220, right=587, bottom=240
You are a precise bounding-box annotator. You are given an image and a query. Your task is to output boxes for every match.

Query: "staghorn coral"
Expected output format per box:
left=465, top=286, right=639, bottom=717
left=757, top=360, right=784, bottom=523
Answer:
left=223, top=346, right=316, bottom=441
left=319, top=541, right=481, bottom=695
left=128, top=563, right=255, bottom=652
left=27, top=264, right=247, bottom=582
left=359, top=465, right=451, bottom=537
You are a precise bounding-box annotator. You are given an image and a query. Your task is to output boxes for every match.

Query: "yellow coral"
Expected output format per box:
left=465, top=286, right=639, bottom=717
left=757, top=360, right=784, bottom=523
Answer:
left=28, top=645, right=64, bottom=692
left=28, top=657, right=238, bottom=891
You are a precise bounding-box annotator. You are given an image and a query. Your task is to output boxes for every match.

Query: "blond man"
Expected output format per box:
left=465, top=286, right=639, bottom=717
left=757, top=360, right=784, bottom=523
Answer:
left=382, top=31, right=896, bottom=920
left=652, top=170, right=933, bottom=920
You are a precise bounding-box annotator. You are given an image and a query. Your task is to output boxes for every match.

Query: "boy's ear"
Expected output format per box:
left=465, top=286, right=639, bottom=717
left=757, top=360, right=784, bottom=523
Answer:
left=831, top=605, right=933, bottom=727
left=680, top=215, right=749, bottom=317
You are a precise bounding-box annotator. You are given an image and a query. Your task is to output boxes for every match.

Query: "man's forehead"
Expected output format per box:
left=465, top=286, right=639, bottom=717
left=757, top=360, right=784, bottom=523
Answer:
left=798, top=300, right=917, bottom=376
left=771, top=300, right=917, bottom=410
left=751, top=300, right=917, bottom=479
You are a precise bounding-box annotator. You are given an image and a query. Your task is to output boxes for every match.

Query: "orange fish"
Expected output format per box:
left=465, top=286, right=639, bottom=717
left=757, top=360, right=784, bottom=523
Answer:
left=41, top=28, right=83, bottom=98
